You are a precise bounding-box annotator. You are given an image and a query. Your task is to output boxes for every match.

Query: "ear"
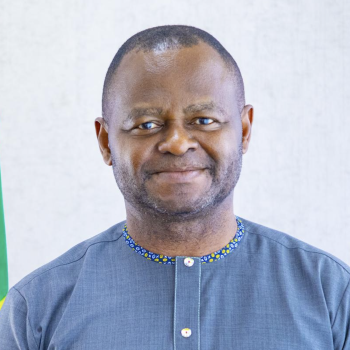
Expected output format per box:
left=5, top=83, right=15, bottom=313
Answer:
left=95, top=117, right=112, bottom=166
left=241, top=105, right=254, bottom=154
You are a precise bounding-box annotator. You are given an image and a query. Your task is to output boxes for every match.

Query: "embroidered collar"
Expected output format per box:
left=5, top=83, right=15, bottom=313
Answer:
left=122, top=217, right=245, bottom=265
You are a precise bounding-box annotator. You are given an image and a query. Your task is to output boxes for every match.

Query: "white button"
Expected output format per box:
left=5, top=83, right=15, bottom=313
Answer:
left=181, top=328, right=192, bottom=338
left=184, top=257, right=194, bottom=267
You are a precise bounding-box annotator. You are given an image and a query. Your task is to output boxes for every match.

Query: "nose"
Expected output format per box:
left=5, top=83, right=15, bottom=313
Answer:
left=157, top=123, right=198, bottom=156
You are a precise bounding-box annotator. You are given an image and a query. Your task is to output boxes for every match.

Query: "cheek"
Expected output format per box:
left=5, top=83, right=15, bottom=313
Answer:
left=113, top=136, right=153, bottom=175
left=198, top=127, right=241, bottom=163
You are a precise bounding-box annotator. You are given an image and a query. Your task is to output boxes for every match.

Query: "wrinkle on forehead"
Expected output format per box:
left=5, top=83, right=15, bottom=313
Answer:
left=105, top=43, right=239, bottom=123
left=111, top=43, right=231, bottom=91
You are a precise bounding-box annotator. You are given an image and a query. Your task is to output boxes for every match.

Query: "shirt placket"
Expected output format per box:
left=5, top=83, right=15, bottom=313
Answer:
left=174, top=256, right=201, bottom=350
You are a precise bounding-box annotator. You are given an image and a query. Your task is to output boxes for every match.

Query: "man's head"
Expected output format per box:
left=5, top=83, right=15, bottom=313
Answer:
left=96, top=25, right=253, bottom=220
left=102, top=25, right=246, bottom=124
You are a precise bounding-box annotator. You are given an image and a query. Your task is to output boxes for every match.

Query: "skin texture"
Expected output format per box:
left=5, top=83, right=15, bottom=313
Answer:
left=95, top=41, right=254, bottom=257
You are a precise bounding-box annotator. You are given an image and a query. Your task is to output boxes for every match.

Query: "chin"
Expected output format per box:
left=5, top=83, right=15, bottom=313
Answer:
left=147, top=196, right=214, bottom=217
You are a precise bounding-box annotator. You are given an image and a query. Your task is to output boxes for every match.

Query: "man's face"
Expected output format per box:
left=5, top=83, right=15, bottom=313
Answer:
left=104, top=42, right=244, bottom=217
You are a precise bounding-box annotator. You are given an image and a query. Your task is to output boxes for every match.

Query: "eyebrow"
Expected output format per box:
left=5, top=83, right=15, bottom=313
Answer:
left=183, top=101, right=227, bottom=117
left=124, top=107, right=164, bottom=125
left=122, top=101, right=227, bottom=127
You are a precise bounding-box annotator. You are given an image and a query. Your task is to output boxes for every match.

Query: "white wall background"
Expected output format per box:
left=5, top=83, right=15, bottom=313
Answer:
left=0, top=0, right=349, bottom=288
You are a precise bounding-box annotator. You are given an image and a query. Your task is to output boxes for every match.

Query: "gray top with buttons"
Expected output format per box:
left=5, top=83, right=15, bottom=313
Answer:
left=0, top=217, right=349, bottom=350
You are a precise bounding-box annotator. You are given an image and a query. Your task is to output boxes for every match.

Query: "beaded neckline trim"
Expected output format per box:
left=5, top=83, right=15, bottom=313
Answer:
left=122, top=217, right=245, bottom=265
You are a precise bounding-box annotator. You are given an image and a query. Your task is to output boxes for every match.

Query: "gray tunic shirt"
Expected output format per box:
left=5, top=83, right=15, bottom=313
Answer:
left=0, top=217, right=349, bottom=349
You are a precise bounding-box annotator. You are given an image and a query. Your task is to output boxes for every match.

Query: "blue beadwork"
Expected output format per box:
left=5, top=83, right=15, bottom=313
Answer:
left=122, top=217, right=245, bottom=265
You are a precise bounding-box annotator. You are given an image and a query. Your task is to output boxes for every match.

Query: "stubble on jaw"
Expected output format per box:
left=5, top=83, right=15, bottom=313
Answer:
left=110, top=143, right=242, bottom=226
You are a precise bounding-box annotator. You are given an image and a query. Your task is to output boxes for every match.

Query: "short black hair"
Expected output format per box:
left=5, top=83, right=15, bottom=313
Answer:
left=102, top=25, right=245, bottom=122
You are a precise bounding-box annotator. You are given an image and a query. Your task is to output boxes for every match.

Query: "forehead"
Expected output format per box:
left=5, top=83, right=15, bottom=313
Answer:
left=106, top=42, right=237, bottom=119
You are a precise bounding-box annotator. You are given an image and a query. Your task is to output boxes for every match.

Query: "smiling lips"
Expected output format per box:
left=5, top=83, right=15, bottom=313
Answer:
left=152, top=168, right=207, bottom=182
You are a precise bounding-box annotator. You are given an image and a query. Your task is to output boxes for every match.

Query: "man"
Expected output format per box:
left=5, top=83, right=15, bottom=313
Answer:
left=0, top=25, right=349, bottom=349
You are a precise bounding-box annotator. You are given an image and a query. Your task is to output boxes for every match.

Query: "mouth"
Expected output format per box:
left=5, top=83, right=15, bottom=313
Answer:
left=152, top=167, right=206, bottom=173
left=152, top=169, right=207, bottom=183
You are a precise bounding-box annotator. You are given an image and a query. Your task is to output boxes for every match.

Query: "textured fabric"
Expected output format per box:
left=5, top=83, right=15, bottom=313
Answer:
left=122, top=216, right=245, bottom=265
left=0, top=217, right=349, bottom=350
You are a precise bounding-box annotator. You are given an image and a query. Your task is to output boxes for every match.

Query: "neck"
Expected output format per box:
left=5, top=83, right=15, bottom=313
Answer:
left=124, top=194, right=237, bottom=257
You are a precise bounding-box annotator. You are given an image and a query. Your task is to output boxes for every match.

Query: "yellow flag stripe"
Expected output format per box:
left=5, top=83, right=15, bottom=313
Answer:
left=0, top=296, right=6, bottom=310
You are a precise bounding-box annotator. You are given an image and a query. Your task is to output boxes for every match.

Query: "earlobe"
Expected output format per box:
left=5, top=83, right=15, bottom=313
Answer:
left=241, top=105, right=254, bottom=154
left=95, top=117, right=112, bottom=166
left=102, top=149, right=112, bottom=166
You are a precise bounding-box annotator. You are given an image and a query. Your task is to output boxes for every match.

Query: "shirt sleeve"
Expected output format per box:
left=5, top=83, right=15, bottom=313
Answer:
left=332, top=278, right=350, bottom=350
left=0, top=287, right=38, bottom=350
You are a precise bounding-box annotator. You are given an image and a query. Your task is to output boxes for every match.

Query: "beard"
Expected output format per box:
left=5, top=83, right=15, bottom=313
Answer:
left=111, top=144, right=242, bottom=220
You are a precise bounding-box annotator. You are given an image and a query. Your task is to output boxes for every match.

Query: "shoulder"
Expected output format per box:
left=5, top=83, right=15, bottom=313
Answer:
left=240, top=216, right=350, bottom=328
left=0, top=221, right=126, bottom=348
left=240, top=216, right=350, bottom=276
left=13, top=220, right=126, bottom=292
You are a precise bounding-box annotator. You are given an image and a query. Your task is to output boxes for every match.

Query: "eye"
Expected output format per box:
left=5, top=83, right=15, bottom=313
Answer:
left=193, top=117, right=215, bottom=125
left=138, top=121, right=159, bottom=130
